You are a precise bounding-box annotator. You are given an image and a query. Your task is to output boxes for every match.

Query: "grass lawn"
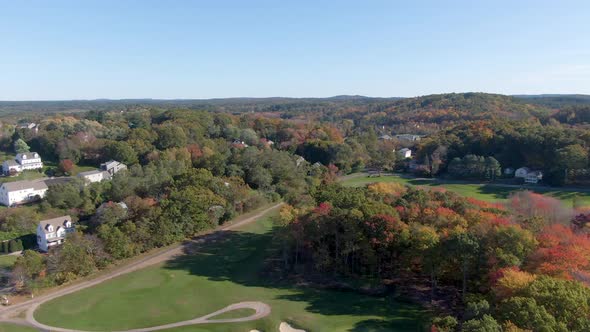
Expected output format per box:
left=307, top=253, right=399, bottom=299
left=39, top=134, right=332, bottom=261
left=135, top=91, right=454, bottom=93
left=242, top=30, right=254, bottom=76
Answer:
left=70, top=165, right=98, bottom=176
left=0, top=255, right=17, bottom=269
left=341, top=174, right=590, bottom=207
left=0, top=323, right=37, bottom=332
left=0, top=170, right=46, bottom=184
left=34, top=211, right=428, bottom=332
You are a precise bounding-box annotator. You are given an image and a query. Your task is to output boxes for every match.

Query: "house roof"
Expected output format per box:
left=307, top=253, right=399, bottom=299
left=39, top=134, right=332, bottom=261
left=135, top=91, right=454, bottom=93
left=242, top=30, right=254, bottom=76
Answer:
left=38, top=215, right=73, bottom=234
left=1, top=179, right=48, bottom=192
left=3, top=160, right=19, bottom=167
left=78, top=169, right=102, bottom=176
left=16, top=152, right=40, bottom=160
left=101, top=160, right=125, bottom=170
left=399, top=148, right=411, bottom=152
left=516, top=167, right=531, bottom=172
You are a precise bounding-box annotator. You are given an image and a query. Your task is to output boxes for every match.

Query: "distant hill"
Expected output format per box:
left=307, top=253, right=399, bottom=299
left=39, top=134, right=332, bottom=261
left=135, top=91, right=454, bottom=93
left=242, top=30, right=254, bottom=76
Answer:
left=0, top=93, right=565, bottom=123
left=0, top=96, right=402, bottom=117
left=333, top=93, right=552, bottom=128
left=513, top=94, right=590, bottom=108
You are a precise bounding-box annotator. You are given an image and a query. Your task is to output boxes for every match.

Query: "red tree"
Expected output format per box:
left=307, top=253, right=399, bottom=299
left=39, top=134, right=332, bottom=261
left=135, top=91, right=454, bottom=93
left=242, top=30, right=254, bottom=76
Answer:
left=58, top=159, right=75, bottom=174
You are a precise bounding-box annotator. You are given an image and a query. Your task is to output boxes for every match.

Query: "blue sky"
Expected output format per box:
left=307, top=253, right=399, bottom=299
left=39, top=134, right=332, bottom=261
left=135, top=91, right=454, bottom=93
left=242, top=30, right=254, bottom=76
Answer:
left=1, top=0, right=589, bottom=100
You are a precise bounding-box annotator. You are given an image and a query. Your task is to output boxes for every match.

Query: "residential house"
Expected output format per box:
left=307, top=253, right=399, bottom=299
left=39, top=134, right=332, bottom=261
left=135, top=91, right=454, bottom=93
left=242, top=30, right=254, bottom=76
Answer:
left=0, top=179, right=48, bottom=206
left=97, top=201, right=128, bottom=214
left=231, top=139, right=249, bottom=148
left=2, top=160, right=20, bottom=174
left=36, top=215, right=74, bottom=251
left=504, top=167, right=515, bottom=176
left=395, top=134, right=422, bottom=142
left=77, top=169, right=111, bottom=184
left=100, top=160, right=127, bottom=176
left=15, top=152, right=43, bottom=171
left=2, top=152, right=43, bottom=175
left=17, top=123, right=39, bottom=134
left=379, top=134, right=393, bottom=140
left=295, top=156, right=306, bottom=167
left=18, top=122, right=37, bottom=130
left=398, top=148, right=412, bottom=159
left=524, top=171, right=543, bottom=184
left=514, top=167, right=531, bottom=178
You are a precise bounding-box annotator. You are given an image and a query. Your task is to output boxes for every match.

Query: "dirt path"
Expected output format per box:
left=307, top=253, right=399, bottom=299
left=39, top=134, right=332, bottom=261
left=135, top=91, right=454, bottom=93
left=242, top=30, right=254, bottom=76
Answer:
left=0, top=203, right=282, bottom=329
left=26, top=301, right=271, bottom=332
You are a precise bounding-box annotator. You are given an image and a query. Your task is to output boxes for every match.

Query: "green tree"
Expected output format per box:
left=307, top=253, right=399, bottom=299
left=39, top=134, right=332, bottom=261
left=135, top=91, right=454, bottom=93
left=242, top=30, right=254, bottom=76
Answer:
left=13, top=250, right=45, bottom=279
left=105, top=141, right=138, bottom=165
left=155, top=124, right=187, bottom=149
left=14, top=138, right=30, bottom=153
left=498, top=296, right=566, bottom=332
left=445, top=232, right=479, bottom=298
left=462, top=315, right=502, bottom=332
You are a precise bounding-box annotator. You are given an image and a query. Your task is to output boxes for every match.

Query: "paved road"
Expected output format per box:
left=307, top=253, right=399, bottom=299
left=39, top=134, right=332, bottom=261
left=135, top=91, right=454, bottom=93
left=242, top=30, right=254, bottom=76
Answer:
left=0, top=203, right=282, bottom=330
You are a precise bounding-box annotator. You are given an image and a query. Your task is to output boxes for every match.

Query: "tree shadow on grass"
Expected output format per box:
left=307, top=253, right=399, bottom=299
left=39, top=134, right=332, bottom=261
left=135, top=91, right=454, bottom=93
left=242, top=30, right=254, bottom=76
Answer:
left=164, top=229, right=429, bottom=331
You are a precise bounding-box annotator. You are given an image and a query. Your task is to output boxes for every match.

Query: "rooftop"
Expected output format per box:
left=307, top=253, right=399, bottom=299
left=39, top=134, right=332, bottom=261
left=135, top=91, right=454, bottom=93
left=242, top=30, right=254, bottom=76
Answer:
left=16, top=152, right=40, bottom=160
left=1, top=179, right=48, bottom=192
left=39, top=215, right=73, bottom=234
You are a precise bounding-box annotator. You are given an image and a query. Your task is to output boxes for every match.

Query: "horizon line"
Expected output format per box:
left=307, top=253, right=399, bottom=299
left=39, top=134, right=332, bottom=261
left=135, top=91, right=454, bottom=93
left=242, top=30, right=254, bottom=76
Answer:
left=1, top=92, right=590, bottom=103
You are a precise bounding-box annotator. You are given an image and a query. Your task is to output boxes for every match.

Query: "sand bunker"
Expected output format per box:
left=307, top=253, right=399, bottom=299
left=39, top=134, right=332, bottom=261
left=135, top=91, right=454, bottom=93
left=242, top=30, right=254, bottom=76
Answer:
left=279, top=322, right=306, bottom=332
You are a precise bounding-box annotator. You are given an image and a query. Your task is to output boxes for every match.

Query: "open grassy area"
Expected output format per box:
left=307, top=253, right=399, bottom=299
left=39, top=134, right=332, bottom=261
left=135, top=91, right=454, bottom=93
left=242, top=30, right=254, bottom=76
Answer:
left=0, top=255, right=17, bottom=269
left=34, top=211, right=428, bottom=332
left=70, top=165, right=98, bottom=176
left=0, top=170, right=46, bottom=184
left=0, top=323, right=37, bottom=332
left=341, top=174, right=590, bottom=207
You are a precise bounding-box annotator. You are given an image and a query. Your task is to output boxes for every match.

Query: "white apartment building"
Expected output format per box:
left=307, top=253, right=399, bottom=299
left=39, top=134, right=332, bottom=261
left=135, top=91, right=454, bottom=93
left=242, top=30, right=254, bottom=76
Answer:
left=0, top=180, right=48, bottom=206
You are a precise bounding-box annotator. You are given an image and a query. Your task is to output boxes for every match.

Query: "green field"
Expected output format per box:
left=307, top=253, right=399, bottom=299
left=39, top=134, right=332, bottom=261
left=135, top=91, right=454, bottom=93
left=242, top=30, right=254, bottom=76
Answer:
left=34, top=211, right=428, bottom=332
left=0, top=255, right=17, bottom=269
left=341, top=174, right=590, bottom=207
left=0, top=323, right=37, bottom=332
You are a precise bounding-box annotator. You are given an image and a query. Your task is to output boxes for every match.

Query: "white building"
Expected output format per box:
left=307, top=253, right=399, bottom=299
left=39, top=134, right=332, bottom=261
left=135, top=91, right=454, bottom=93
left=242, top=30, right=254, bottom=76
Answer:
left=36, top=215, right=74, bottom=252
left=2, top=152, right=43, bottom=175
left=15, top=152, right=43, bottom=171
left=0, top=180, right=48, bottom=206
left=18, top=123, right=37, bottom=130
left=379, top=134, right=393, bottom=140
left=100, top=160, right=127, bottom=176
left=524, top=171, right=543, bottom=184
left=77, top=169, right=111, bottom=184
left=398, top=148, right=412, bottom=159
left=395, top=134, right=422, bottom=142
left=514, top=167, right=531, bottom=178
left=2, top=160, right=21, bottom=174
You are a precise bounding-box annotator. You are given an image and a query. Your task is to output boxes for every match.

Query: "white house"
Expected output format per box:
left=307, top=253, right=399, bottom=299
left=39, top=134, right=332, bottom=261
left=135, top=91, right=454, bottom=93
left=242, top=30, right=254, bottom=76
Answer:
left=514, top=167, right=530, bottom=178
left=77, top=169, right=111, bottom=184
left=379, top=134, right=393, bottom=140
left=0, top=180, right=48, bottom=206
left=2, top=152, right=43, bottom=175
left=2, top=160, right=21, bottom=174
left=524, top=171, right=543, bottom=184
left=18, top=122, right=37, bottom=130
left=395, top=134, right=422, bottom=142
left=398, top=148, right=412, bottom=159
left=36, top=215, right=74, bottom=252
left=100, top=160, right=127, bottom=176
left=15, top=152, right=43, bottom=171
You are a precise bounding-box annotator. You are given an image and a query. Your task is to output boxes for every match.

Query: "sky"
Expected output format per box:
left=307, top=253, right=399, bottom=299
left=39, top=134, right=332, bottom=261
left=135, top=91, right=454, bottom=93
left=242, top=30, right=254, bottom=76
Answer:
left=1, top=0, right=589, bottom=100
